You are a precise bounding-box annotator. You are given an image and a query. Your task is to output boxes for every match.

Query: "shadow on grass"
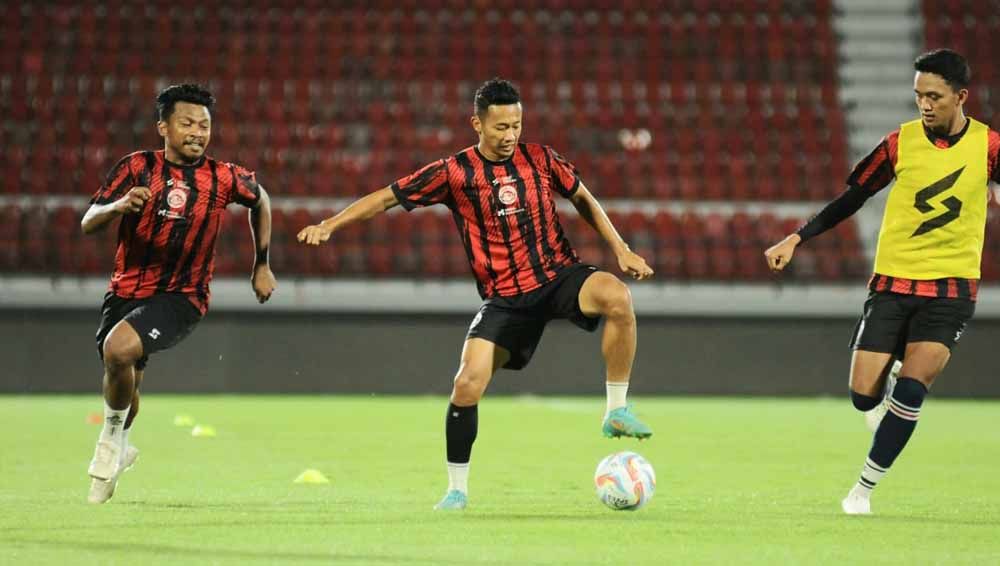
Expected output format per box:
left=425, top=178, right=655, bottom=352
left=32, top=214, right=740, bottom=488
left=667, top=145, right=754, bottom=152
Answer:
left=4, top=538, right=421, bottom=564
left=0, top=517, right=390, bottom=534
left=784, top=510, right=1000, bottom=528
left=456, top=511, right=654, bottom=522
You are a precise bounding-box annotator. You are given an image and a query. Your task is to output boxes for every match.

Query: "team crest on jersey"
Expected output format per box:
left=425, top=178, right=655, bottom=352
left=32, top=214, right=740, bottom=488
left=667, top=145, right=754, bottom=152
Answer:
left=498, top=185, right=518, bottom=205
left=167, top=187, right=188, bottom=209
left=492, top=176, right=524, bottom=217
left=160, top=178, right=190, bottom=219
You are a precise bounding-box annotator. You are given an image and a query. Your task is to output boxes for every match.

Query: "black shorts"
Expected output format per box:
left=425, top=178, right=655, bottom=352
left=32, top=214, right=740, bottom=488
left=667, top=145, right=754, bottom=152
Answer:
left=95, top=292, right=202, bottom=370
left=849, top=290, right=975, bottom=360
left=466, top=263, right=602, bottom=370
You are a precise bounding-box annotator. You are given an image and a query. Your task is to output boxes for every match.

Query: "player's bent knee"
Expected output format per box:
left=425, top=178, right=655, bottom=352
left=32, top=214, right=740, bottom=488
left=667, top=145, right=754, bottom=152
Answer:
left=597, top=278, right=634, bottom=319
left=850, top=390, right=880, bottom=412
left=104, top=344, right=141, bottom=369
left=606, top=282, right=635, bottom=319
left=452, top=371, right=488, bottom=403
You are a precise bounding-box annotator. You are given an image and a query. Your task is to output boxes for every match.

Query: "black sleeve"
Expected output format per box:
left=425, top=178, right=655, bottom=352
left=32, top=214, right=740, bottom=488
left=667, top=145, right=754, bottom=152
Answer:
left=796, top=184, right=873, bottom=244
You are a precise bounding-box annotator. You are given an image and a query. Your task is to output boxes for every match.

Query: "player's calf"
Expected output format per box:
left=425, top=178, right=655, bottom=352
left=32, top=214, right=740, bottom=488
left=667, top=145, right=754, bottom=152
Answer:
left=843, top=376, right=927, bottom=514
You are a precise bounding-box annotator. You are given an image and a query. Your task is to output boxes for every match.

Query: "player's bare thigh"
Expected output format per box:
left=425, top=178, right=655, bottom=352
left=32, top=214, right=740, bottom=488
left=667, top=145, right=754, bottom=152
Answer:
left=577, top=271, right=632, bottom=318
left=102, top=320, right=144, bottom=367
left=851, top=342, right=951, bottom=394
left=899, top=341, right=950, bottom=388
left=451, top=338, right=511, bottom=405
left=849, top=350, right=895, bottom=396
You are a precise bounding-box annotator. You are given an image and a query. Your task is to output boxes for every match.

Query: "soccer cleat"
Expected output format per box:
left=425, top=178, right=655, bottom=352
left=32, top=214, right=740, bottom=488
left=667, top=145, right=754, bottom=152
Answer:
left=120, top=443, right=140, bottom=472
left=87, top=444, right=139, bottom=504
left=841, top=486, right=872, bottom=515
left=433, top=489, right=468, bottom=511
left=864, top=403, right=888, bottom=432
left=865, top=360, right=902, bottom=432
left=87, top=439, right=122, bottom=482
left=602, top=405, right=653, bottom=439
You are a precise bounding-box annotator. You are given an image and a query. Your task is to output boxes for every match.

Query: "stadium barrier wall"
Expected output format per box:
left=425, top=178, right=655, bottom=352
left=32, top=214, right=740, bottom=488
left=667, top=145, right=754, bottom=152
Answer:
left=5, top=309, right=998, bottom=397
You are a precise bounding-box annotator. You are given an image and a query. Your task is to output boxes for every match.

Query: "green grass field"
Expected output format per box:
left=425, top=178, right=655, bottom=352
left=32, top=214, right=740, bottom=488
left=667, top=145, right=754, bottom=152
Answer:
left=1, top=396, right=998, bottom=565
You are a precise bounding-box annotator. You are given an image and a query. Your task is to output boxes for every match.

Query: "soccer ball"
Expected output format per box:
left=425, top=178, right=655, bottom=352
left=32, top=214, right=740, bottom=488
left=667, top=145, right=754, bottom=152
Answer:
left=594, top=451, right=656, bottom=510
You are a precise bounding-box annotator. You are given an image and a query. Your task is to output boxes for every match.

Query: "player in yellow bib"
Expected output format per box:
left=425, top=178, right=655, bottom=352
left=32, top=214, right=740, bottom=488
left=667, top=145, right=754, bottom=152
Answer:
left=765, top=49, right=1000, bottom=515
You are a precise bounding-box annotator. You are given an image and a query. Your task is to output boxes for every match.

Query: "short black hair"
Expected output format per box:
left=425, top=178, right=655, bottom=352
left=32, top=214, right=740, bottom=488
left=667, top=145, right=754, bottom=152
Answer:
left=914, top=49, right=971, bottom=91
left=474, top=78, right=520, bottom=116
left=155, top=83, right=215, bottom=122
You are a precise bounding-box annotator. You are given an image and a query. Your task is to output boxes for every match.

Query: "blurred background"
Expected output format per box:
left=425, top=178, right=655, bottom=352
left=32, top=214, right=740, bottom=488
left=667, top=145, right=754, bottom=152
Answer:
left=2, top=0, right=998, bottom=395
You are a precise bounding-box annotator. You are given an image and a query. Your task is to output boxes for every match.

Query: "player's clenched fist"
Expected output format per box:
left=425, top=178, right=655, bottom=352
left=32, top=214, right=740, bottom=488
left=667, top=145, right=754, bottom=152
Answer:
left=297, top=223, right=333, bottom=246
left=114, top=187, right=151, bottom=214
left=764, top=234, right=801, bottom=272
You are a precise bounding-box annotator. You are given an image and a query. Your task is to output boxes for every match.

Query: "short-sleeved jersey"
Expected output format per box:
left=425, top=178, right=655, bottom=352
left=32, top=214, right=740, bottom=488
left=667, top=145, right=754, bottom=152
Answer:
left=91, top=150, right=261, bottom=314
left=847, top=119, right=1000, bottom=301
left=390, top=143, right=581, bottom=298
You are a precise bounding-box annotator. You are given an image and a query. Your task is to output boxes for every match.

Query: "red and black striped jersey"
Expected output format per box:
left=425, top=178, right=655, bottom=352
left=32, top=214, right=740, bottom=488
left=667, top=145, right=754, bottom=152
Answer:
left=391, top=143, right=581, bottom=298
left=868, top=273, right=979, bottom=301
left=847, top=121, right=1000, bottom=301
left=91, top=150, right=261, bottom=314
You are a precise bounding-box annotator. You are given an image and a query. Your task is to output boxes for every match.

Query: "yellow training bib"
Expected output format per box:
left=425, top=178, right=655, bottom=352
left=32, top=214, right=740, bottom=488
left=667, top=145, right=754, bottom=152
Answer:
left=873, top=118, right=989, bottom=280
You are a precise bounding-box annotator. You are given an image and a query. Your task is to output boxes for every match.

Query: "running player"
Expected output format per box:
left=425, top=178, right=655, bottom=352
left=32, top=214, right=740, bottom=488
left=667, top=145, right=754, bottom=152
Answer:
left=81, top=84, right=277, bottom=503
left=765, top=49, right=1000, bottom=514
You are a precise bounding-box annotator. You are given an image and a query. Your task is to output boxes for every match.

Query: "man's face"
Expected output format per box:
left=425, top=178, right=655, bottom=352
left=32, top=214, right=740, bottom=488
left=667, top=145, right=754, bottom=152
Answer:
left=472, top=103, right=522, bottom=160
left=914, top=71, right=967, bottom=132
left=158, top=101, right=211, bottom=163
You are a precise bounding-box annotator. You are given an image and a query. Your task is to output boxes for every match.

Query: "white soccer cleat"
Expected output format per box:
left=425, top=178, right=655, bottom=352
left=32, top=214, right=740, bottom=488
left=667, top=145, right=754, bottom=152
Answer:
left=88, top=444, right=139, bottom=504
left=864, top=403, right=888, bottom=432
left=120, top=444, right=139, bottom=472
left=841, top=487, right=872, bottom=515
left=865, top=360, right=902, bottom=432
left=88, top=439, right=122, bottom=482
left=88, top=476, right=116, bottom=504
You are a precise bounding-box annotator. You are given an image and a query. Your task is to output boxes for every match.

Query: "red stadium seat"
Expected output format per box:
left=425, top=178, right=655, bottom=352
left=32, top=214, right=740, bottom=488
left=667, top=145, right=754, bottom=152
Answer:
left=7, top=1, right=856, bottom=281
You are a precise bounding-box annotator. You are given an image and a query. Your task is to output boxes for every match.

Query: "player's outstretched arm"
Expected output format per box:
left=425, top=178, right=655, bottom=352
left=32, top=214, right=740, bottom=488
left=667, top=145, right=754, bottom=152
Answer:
left=80, top=187, right=151, bottom=234
left=297, top=187, right=399, bottom=246
left=569, top=183, right=653, bottom=281
left=249, top=186, right=276, bottom=303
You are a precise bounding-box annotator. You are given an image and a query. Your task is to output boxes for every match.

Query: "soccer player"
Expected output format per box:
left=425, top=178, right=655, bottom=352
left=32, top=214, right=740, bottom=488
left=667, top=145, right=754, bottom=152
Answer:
left=765, top=49, right=1000, bottom=515
left=298, top=78, right=655, bottom=510
left=80, top=84, right=277, bottom=503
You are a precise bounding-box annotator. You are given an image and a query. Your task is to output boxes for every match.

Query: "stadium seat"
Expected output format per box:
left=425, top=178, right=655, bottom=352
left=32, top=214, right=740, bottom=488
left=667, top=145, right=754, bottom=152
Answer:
left=3, top=1, right=861, bottom=282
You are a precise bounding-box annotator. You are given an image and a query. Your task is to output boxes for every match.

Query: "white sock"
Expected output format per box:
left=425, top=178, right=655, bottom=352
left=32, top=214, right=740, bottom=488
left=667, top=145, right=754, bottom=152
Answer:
left=100, top=403, right=130, bottom=444
left=855, top=457, right=887, bottom=495
left=447, top=462, right=469, bottom=494
left=120, top=427, right=131, bottom=466
left=606, top=381, right=629, bottom=415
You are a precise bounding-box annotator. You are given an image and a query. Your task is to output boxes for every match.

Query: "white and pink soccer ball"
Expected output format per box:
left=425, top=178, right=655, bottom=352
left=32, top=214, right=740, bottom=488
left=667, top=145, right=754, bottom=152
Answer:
left=594, top=451, right=656, bottom=510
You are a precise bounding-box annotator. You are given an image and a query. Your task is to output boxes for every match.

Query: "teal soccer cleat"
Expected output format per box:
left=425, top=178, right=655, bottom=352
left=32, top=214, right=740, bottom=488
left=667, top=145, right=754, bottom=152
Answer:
left=602, top=405, right=653, bottom=439
left=433, top=489, right=468, bottom=510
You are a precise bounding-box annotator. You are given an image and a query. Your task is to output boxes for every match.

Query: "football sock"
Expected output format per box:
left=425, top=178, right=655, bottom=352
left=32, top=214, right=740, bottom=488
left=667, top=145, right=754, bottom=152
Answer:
left=446, top=402, right=477, bottom=465
left=854, top=377, right=927, bottom=493
left=606, top=381, right=629, bottom=415
left=851, top=390, right=880, bottom=412
left=100, top=403, right=130, bottom=444
left=447, top=462, right=469, bottom=494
